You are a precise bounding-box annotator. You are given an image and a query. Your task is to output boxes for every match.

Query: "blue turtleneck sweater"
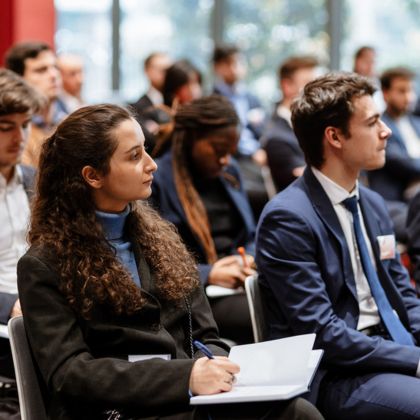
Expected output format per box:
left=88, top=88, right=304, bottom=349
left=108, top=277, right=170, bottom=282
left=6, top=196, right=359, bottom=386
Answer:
left=95, top=207, right=141, bottom=287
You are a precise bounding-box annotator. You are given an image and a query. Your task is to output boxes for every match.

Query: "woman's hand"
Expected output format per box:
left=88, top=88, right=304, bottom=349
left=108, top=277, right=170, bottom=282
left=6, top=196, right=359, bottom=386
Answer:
left=208, top=255, right=255, bottom=288
left=189, top=356, right=240, bottom=395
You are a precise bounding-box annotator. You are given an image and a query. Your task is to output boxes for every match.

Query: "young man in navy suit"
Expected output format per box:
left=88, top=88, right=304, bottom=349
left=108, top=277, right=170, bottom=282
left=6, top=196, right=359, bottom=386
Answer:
left=256, top=72, right=420, bottom=419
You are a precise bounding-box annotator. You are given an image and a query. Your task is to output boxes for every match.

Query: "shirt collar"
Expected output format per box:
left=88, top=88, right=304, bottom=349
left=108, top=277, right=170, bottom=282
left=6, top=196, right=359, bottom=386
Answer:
left=311, top=166, right=359, bottom=205
left=95, top=206, right=130, bottom=241
left=0, top=165, right=23, bottom=190
left=214, top=79, right=245, bottom=97
left=277, top=104, right=292, bottom=127
left=147, top=87, right=164, bottom=106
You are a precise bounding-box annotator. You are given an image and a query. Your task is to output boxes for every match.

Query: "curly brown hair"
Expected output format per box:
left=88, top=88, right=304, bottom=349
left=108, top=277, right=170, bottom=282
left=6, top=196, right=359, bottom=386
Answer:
left=28, top=104, right=199, bottom=318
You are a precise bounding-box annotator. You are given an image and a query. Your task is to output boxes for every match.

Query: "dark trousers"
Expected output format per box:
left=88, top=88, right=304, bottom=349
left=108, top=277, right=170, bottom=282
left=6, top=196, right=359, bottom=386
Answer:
left=119, top=398, right=324, bottom=419
left=209, top=293, right=253, bottom=345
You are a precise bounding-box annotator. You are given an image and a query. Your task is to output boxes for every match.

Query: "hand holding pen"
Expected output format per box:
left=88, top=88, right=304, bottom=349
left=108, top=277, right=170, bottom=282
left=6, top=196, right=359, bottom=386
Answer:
left=189, top=340, right=239, bottom=395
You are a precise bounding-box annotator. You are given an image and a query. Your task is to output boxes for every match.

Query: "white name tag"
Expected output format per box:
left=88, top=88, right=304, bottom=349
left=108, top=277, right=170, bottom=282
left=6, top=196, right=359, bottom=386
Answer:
left=128, top=354, right=171, bottom=362
left=377, top=234, right=396, bottom=260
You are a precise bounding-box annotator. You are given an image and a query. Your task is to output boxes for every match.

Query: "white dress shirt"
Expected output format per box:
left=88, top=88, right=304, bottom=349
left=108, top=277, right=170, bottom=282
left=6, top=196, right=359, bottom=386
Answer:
left=0, top=166, right=31, bottom=294
left=312, top=167, right=380, bottom=330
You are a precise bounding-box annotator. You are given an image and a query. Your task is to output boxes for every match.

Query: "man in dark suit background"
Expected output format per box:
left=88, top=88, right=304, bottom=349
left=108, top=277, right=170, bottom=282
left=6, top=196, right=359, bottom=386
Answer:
left=262, top=56, right=318, bottom=191
left=368, top=67, right=420, bottom=203
left=130, top=52, right=172, bottom=136
left=256, top=72, right=420, bottom=418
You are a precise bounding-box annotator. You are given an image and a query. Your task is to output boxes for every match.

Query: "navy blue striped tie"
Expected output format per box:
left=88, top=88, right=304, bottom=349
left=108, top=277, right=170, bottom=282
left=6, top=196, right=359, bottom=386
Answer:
left=342, top=196, right=414, bottom=346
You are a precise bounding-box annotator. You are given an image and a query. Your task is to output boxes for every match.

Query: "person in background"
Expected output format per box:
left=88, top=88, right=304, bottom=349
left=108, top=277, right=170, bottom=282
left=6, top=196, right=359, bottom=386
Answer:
left=162, top=59, right=202, bottom=110
left=151, top=59, right=202, bottom=157
left=262, top=56, right=318, bottom=192
left=353, top=46, right=384, bottom=112
left=0, top=68, right=44, bottom=378
left=367, top=67, right=420, bottom=243
left=257, top=72, right=420, bottom=418
left=57, top=53, right=85, bottom=113
left=212, top=44, right=268, bottom=219
left=369, top=67, right=420, bottom=203
left=353, top=46, right=376, bottom=78
left=17, top=103, right=321, bottom=420
left=130, top=52, right=172, bottom=136
left=5, top=41, right=68, bottom=167
left=151, top=95, right=255, bottom=345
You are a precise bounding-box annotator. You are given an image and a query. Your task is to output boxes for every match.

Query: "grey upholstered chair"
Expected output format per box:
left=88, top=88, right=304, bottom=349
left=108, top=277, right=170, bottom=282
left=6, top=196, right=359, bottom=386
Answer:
left=8, top=316, right=47, bottom=420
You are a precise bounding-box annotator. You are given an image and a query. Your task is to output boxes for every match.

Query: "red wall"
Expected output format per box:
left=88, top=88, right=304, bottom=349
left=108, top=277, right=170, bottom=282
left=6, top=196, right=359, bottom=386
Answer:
left=0, top=0, right=55, bottom=65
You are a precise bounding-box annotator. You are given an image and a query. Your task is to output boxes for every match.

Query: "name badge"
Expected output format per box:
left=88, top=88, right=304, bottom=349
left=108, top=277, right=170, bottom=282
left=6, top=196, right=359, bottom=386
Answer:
left=377, top=234, right=396, bottom=260
left=128, top=354, right=171, bottom=362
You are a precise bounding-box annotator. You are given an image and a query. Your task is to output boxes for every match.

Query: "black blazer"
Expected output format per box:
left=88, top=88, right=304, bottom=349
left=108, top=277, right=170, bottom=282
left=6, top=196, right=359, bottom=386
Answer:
left=262, top=111, right=305, bottom=192
left=17, top=244, right=228, bottom=419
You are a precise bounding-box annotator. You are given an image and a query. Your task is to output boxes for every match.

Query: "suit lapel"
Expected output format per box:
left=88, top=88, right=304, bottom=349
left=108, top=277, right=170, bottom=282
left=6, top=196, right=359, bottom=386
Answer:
left=303, top=170, right=358, bottom=301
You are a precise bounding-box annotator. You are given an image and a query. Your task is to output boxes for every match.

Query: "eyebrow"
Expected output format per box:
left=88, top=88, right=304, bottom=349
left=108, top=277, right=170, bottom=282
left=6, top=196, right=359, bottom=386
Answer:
left=0, top=118, right=32, bottom=125
left=364, top=113, right=380, bottom=123
left=124, top=144, right=142, bottom=154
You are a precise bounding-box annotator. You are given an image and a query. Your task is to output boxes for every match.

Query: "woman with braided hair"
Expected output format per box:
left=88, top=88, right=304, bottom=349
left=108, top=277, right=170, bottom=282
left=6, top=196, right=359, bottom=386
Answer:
left=151, top=95, right=256, bottom=345
left=16, top=103, right=322, bottom=420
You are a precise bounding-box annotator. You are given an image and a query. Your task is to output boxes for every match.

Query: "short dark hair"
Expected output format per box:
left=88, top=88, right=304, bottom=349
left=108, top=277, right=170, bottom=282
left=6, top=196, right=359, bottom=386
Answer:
left=0, top=68, right=45, bottom=115
left=162, top=59, right=202, bottom=107
left=354, top=46, right=375, bottom=61
left=380, top=67, right=415, bottom=91
left=291, top=72, right=376, bottom=168
left=212, top=44, right=239, bottom=64
left=5, top=41, right=52, bottom=75
left=279, top=56, right=318, bottom=80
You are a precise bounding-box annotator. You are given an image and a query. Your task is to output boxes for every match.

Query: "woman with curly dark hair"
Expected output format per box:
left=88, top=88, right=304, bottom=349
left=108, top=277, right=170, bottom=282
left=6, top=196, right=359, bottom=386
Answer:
left=16, top=104, right=321, bottom=420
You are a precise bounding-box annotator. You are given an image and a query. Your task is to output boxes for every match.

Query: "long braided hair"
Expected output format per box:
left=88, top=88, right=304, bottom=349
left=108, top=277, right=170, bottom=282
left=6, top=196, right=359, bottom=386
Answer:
left=171, top=95, right=239, bottom=264
left=29, top=104, right=199, bottom=319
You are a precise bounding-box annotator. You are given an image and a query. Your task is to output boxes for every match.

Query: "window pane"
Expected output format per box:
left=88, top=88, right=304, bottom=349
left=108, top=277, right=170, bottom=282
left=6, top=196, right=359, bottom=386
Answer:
left=55, top=0, right=113, bottom=103
left=120, top=0, right=214, bottom=103
left=342, top=0, right=420, bottom=73
left=225, top=0, right=328, bottom=107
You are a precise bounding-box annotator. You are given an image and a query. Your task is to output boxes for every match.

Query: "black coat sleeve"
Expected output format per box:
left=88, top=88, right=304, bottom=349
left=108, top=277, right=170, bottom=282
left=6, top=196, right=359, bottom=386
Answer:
left=17, top=253, right=226, bottom=412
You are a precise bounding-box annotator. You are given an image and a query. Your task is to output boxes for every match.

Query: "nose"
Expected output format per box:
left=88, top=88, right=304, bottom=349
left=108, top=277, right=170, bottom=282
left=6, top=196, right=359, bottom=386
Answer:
left=379, top=119, right=392, bottom=140
left=145, top=151, right=158, bottom=173
left=13, top=126, right=25, bottom=144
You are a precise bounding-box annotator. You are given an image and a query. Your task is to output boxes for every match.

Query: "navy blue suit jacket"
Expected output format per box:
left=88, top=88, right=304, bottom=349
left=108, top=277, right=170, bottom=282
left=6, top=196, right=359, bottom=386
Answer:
left=256, top=168, right=420, bottom=401
left=262, top=110, right=305, bottom=192
left=368, top=111, right=420, bottom=202
left=150, top=151, right=256, bottom=285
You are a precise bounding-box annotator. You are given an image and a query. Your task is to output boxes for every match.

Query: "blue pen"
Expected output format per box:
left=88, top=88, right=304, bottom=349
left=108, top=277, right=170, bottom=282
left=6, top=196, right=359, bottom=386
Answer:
left=193, top=340, right=214, bottom=359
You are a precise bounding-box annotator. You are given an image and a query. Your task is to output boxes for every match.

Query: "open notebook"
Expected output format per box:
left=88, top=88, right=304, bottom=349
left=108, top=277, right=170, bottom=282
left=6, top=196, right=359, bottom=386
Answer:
left=190, top=333, right=323, bottom=405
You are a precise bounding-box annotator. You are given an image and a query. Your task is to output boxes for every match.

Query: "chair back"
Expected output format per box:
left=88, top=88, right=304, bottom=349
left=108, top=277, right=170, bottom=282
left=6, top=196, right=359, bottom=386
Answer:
left=245, top=274, right=268, bottom=342
left=8, top=316, right=47, bottom=420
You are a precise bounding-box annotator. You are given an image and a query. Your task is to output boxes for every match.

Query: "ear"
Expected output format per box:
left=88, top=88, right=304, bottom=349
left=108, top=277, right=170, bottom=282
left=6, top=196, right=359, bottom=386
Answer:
left=81, top=165, right=103, bottom=189
left=325, top=126, right=343, bottom=150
